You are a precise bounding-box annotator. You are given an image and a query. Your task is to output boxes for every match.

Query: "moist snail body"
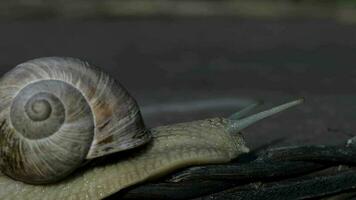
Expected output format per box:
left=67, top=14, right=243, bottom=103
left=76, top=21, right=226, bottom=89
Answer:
left=0, top=57, right=303, bottom=200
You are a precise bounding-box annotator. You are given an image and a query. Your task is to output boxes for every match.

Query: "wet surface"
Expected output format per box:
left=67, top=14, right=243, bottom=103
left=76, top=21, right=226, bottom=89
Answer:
left=1, top=18, right=356, bottom=150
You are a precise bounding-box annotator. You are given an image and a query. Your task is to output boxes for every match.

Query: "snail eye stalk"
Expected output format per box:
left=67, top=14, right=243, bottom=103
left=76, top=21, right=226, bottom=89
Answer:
left=228, top=98, right=304, bottom=134
left=229, top=100, right=264, bottom=120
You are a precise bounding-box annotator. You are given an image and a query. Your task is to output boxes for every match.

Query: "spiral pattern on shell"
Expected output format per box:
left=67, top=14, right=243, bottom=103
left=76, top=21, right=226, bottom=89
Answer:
left=0, top=57, right=151, bottom=184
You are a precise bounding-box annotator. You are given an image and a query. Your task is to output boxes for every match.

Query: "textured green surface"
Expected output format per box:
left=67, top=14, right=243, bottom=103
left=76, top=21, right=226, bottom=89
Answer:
left=0, top=0, right=353, bottom=22
left=0, top=118, right=248, bottom=200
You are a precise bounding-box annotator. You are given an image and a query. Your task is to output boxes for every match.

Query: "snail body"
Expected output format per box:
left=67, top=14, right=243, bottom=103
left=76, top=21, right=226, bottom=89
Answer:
left=0, top=57, right=303, bottom=200
left=0, top=118, right=247, bottom=200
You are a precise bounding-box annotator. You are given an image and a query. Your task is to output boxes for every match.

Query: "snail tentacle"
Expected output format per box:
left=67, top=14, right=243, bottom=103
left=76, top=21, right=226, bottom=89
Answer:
left=228, top=98, right=304, bottom=134
left=229, top=100, right=264, bottom=120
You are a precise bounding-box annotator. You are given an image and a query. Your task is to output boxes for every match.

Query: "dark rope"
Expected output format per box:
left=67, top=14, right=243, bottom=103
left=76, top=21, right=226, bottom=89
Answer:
left=108, top=137, right=356, bottom=200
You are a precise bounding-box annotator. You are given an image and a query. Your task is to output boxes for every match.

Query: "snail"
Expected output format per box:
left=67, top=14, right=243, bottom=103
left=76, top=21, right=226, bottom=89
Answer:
left=0, top=57, right=303, bottom=200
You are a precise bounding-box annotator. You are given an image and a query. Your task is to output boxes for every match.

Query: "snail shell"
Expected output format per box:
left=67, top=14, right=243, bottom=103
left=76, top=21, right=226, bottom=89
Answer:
left=0, top=57, right=151, bottom=184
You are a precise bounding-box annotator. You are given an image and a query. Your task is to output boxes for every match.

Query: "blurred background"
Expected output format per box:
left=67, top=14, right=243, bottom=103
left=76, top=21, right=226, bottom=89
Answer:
left=1, top=0, right=356, bottom=150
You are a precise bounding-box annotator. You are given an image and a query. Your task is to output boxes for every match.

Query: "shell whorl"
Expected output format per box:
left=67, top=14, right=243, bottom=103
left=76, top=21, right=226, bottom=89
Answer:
left=0, top=57, right=151, bottom=184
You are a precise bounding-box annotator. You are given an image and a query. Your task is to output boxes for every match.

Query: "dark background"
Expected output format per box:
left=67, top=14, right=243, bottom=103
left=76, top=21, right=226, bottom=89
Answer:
left=1, top=1, right=356, bottom=150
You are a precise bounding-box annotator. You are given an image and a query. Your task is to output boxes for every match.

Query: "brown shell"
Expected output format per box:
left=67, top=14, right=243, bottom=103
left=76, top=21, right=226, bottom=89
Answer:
left=0, top=57, right=151, bottom=184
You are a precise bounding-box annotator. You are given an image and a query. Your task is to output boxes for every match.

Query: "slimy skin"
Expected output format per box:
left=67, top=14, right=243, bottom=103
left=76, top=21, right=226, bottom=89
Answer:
left=0, top=118, right=248, bottom=200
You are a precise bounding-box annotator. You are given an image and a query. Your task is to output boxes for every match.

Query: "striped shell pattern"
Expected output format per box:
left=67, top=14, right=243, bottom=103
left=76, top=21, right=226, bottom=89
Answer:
left=0, top=57, right=151, bottom=184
